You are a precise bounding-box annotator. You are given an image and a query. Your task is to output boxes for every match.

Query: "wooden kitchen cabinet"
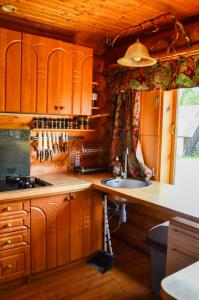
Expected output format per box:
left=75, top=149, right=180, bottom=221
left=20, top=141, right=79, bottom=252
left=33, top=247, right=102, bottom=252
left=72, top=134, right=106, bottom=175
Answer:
left=72, top=44, right=93, bottom=116
left=30, top=190, right=103, bottom=274
left=166, top=217, right=199, bottom=276
left=70, top=190, right=103, bottom=262
left=0, top=28, right=22, bottom=113
left=0, top=200, right=30, bottom=283
left=21, top=33, right=73, bottom=115
left=0, top=28, right=93, bottom=116
left=30, top=194, right=70, bottom=274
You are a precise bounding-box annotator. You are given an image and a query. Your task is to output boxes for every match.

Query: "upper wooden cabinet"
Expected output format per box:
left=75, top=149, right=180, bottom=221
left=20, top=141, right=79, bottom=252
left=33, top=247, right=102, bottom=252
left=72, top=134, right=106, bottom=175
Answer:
left=0, top=28, right=93, bottom=116
left=72, top=45, right=93, bottom=116
left=0, top=29, right=21, bottom=113
left=21, top=34, right=73, bottom=115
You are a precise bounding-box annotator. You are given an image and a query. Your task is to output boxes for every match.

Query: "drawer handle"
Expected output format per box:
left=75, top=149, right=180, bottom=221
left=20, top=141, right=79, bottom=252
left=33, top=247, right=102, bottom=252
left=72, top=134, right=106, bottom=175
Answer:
left=60, top=106, right=65, bottom=110
left=6, top=264, right=12, bottom=269
left=5, top=239, right=12, bottom=245
left=6, top=223, right=12, bottom=228
left=173, top=228, right=199, bottom=241
left=54, top=105, right=59, bottom=110
left=5, top=207, right=11, bottom=212
left=172, top=247, right=196, bottom=260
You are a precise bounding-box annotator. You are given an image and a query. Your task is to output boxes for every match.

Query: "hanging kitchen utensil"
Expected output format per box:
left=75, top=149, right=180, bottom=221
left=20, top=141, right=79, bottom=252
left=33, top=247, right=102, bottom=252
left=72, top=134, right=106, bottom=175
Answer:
left=48, top=131, right=53, bottom=161
left=56, top=132, right=60, bottom=153
left=52, top=132, right=56, bottom=153
left=66, top=132, right=68, bottom=152
left=62, top=132, right=66, bottom=153
left=43, top=131, right=49, bottom=160
left=38, top=131, right=43, bottom=162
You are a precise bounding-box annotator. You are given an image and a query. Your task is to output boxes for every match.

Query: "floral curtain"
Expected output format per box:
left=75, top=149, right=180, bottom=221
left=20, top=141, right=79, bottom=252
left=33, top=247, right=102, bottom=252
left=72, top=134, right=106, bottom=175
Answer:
left=107, top=56, right=199, bottom=93
left=111, top=91, right=145, bottom=179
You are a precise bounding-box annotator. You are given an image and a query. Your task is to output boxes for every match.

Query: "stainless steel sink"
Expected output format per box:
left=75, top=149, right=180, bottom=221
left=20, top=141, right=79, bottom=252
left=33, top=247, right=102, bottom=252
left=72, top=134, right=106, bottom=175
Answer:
left=101, top=178, right=151, bottom=189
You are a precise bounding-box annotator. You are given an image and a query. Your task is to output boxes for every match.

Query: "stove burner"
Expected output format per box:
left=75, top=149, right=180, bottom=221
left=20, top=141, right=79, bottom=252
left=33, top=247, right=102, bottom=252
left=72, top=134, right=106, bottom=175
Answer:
left=4, top=176, right=51, bottom=190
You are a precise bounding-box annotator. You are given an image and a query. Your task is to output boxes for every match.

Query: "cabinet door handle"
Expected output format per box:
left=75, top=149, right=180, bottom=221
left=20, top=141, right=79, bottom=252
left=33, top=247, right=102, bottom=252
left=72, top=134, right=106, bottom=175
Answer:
left=5, top=206, right=11, bottom=212
left=54, top=106, right=59, bottom=110
left=70, top=195, right=75, bottom=200
left=6, top=223, right=12, bottom=228
left=5, top=239, right=12, bottom=245
left=172, top=247, right=197, bottom=260
left=173, top=228, right=199, bottom=241
left=60, top=106, right=65, bottom=110
left=6, top=264, right=12, bottom=269
left=65, top=196, right=71, bottom=201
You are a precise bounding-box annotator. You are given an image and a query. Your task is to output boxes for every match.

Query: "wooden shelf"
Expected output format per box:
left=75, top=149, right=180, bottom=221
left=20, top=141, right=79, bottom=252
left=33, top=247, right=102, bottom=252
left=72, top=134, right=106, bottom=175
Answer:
left=31, top=128, right=95, bottom=132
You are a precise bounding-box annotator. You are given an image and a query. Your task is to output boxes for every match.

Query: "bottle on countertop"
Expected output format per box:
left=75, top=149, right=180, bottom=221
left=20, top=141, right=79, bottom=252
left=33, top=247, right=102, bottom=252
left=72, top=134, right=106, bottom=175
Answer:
left=112, top=156, right=122, bottom=178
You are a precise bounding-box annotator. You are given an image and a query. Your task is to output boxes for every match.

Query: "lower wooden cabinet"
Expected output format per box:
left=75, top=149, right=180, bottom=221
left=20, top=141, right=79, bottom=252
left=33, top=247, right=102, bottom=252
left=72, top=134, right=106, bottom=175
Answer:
left=30, top=190, right=103, bottom=274
left=166, top=217, right=199, bottom=275
left=70, top=190, right=103, bottom=262
left=0, top=246, right=30, bottom=283
left=0, top=200, right=30, bottom=283
left=0, top=190, right=103, bottom=283
left=31, top=194, right=70, bottom=274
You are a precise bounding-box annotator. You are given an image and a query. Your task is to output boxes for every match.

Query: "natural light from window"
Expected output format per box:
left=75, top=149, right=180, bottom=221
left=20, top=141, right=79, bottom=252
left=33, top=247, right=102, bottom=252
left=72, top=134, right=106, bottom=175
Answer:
left=175, top=87, right=199, bottom=186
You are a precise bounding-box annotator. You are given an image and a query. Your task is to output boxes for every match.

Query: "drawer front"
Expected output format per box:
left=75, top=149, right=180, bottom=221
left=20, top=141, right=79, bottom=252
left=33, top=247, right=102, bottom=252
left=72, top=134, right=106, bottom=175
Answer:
left=0, top=246, right=30, bottom=282
left=0, top=230, right=30, bottom=251
left=169, top=224, right=199, bottom=256
left=0, top=218, right=29, bottom=234
left=0, top=201, right=30, bottom=216
left=166, top=242, right=198, bottom=275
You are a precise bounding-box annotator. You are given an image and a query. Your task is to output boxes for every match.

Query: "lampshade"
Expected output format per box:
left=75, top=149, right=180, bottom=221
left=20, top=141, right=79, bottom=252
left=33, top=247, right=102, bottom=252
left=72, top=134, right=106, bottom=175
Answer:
left=117, top=39, right=157, bottom=67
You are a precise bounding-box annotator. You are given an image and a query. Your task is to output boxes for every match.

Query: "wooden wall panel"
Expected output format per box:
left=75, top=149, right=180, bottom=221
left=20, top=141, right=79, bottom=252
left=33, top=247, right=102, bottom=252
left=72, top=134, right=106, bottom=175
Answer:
left=113, top=202, right=174, bottom=254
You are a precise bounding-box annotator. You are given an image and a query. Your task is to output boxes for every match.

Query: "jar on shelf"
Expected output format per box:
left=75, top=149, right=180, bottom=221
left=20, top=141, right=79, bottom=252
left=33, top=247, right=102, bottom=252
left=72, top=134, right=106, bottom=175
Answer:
left=84, top=117, right=89, bottom=129
left=92, top=84, right=98, bottom=107
left=79, top=117, right=85, bottom=130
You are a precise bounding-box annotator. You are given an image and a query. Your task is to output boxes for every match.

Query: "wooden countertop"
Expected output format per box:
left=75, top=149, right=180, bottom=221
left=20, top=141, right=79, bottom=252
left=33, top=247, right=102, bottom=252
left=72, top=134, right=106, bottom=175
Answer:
left=161, top=261, right=199, bottom=300
left=0, top=172, right=198, bottom=222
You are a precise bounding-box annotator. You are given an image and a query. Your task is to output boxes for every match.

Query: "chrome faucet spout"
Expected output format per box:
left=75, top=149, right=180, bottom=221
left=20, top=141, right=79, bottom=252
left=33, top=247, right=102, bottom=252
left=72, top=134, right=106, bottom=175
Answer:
left=123, top=148, right=129, bottom=179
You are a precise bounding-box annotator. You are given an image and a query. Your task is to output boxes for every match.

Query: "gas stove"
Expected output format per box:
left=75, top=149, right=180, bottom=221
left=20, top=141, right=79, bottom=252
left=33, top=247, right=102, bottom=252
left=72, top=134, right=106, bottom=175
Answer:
left=0, top=176, right=51, bottom=192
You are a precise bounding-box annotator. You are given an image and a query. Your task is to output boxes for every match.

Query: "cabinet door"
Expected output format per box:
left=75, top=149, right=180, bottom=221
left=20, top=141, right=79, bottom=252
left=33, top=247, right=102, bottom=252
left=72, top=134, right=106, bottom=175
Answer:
left=47, top=39, right=73, bottom=115
left=72, top=45, right=93, bottom=116
left=21, top=34, right=73, bottom=115
left=30, top=194, right=69, bottom=274
left=0, top=28, right=21, bottom=113
left=21, top=34, right=45, bottom=114
left=70, top=190, right=103, bottom=262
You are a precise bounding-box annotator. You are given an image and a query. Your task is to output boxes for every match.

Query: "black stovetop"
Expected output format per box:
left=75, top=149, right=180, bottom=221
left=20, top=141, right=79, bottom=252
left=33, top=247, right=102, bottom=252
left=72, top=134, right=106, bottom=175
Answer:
left=0, top=176, right=51, bottom=192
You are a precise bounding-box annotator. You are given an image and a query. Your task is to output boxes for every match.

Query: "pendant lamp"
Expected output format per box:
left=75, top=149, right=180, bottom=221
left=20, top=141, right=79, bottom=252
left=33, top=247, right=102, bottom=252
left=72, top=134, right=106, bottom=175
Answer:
left=117, top=39, right=157, bottom=67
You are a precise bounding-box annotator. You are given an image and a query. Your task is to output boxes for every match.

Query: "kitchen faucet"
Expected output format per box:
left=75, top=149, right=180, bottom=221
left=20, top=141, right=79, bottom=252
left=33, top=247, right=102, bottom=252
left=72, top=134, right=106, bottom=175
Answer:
left=122, top=148, right=129, bottom=179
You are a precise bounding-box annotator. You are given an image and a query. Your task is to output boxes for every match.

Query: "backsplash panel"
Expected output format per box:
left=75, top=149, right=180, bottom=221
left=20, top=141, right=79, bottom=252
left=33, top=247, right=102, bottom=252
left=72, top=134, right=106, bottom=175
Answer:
left=0, top=130, right=30, bottom=179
